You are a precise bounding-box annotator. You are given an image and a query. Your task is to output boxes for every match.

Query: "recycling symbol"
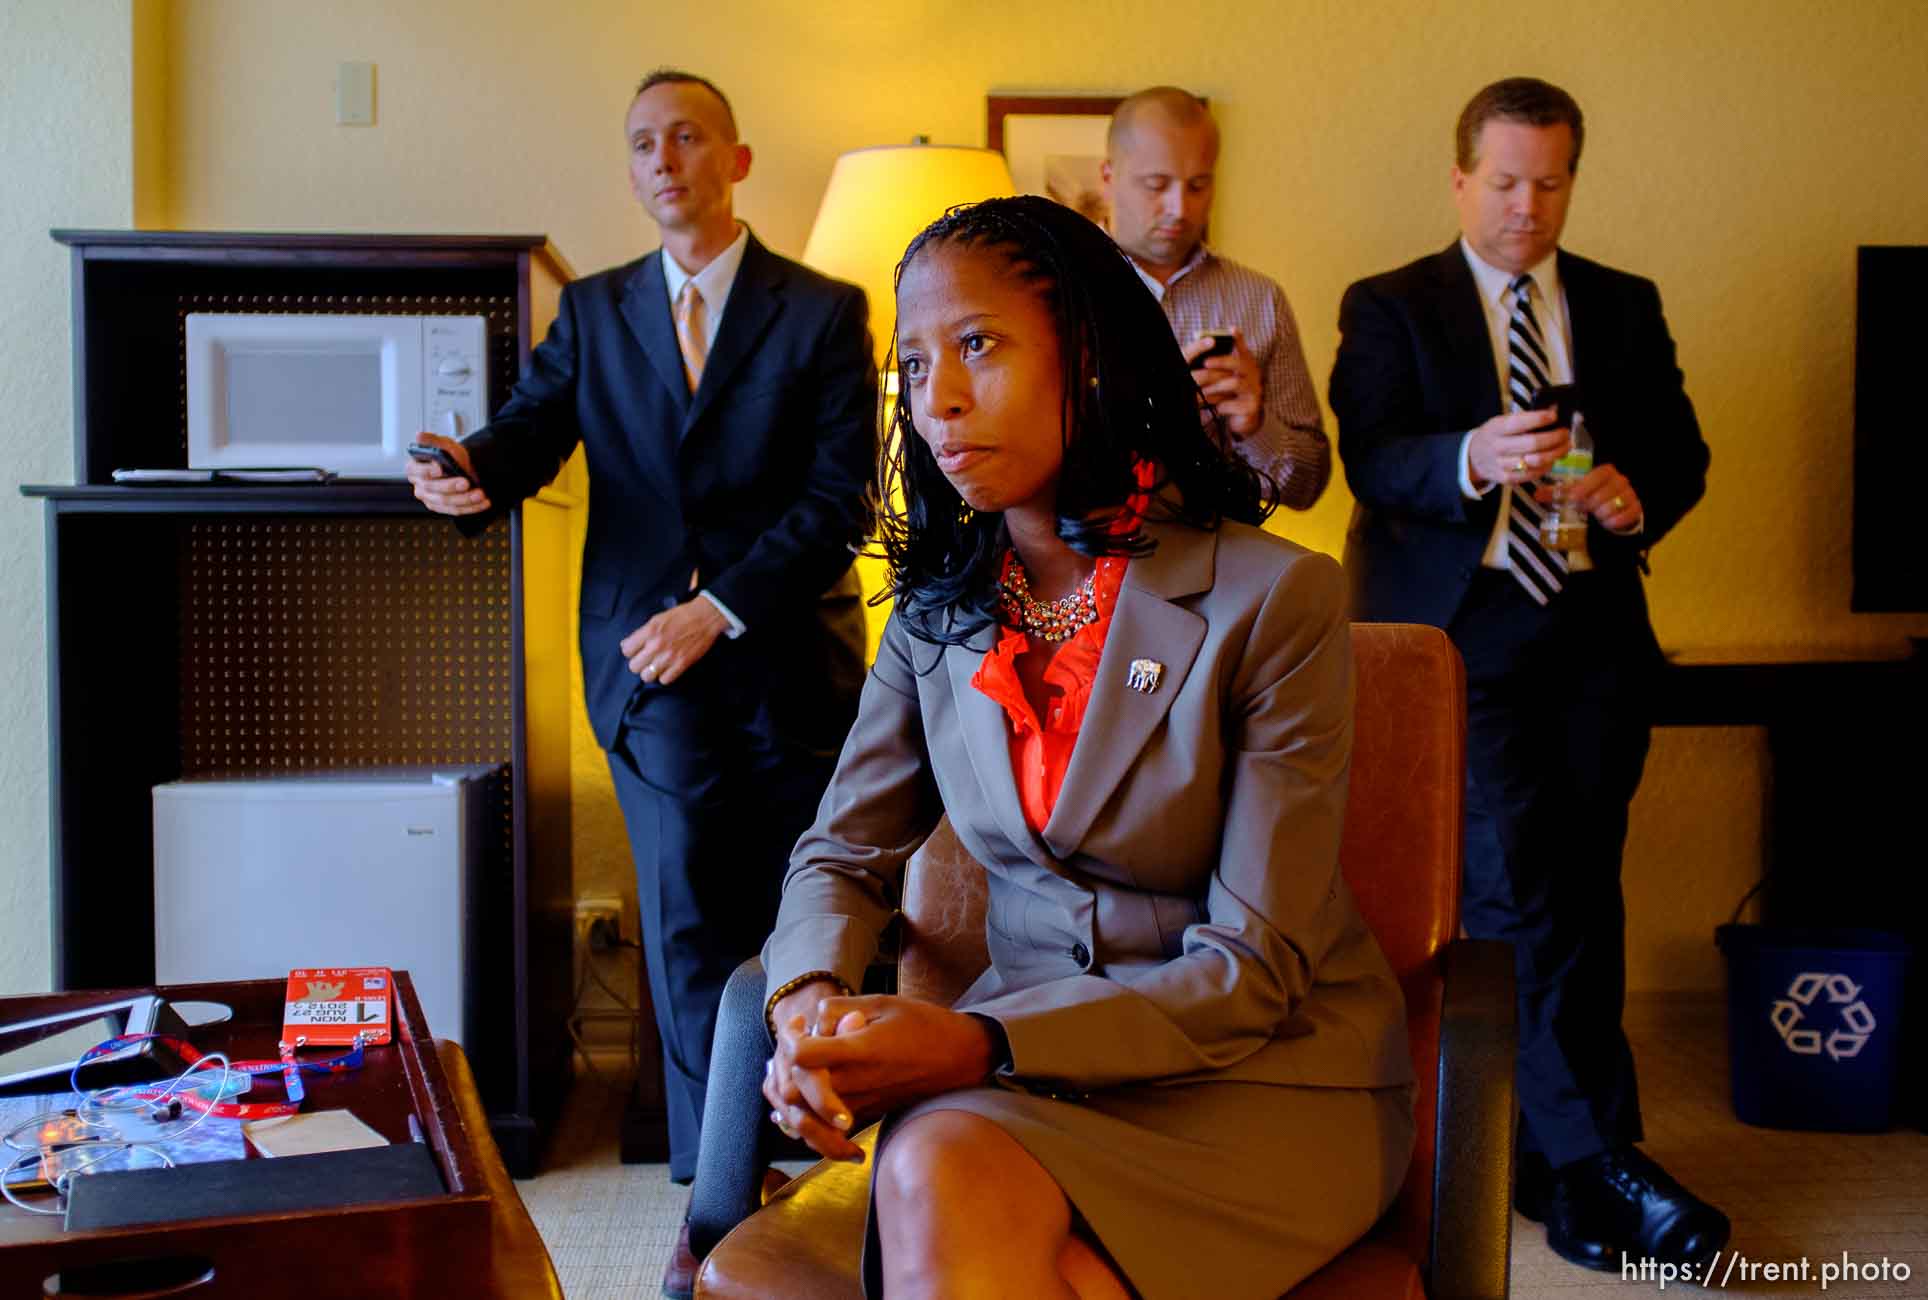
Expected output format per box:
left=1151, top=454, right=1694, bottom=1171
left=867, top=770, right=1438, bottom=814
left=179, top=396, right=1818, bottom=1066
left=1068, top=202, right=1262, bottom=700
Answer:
left=1770, top=972, right=1876, bottom=1061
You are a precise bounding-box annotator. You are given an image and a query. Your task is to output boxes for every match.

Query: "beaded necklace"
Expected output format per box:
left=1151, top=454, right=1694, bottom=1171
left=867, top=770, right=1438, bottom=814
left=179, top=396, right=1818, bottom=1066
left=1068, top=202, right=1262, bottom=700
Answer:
left=997, top=558, right=1098, bottom=643
left=994, top=459, right=1156, bottom=643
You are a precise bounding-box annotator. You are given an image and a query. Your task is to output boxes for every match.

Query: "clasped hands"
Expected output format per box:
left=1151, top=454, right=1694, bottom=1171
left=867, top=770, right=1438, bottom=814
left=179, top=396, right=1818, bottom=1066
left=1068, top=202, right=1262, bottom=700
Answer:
left=761, top=982, right=997, bottom=1163
left=1466, top=407, right=1644, bottom=533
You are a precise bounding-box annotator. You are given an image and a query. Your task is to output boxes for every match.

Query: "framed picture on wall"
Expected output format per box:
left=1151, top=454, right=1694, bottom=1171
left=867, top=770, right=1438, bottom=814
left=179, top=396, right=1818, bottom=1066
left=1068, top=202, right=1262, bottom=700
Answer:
left=986, top=95, right=1123, bottom=227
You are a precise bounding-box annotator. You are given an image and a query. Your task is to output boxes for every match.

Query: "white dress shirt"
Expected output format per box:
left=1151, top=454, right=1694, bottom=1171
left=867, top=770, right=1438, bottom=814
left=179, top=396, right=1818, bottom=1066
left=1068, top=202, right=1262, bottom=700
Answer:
left=1454, top=237, right=1592, bottom=572
left=661, top=222, right=752, bottom=636
left=661, top=222, right=749, bottom=352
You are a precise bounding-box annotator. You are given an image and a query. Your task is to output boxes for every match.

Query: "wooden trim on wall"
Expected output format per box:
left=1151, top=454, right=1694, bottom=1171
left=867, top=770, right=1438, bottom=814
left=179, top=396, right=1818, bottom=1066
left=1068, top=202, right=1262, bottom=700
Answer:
left=985, top=95, right=1125, bottom=153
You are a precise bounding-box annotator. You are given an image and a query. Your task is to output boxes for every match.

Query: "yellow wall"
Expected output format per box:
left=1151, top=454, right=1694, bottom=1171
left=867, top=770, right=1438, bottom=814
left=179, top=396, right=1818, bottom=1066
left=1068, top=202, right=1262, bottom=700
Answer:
left=131, top=0, right=171, bottom=229
left=0, top=1, right=138, bottom=994
left=6, top=0, right=1924, bottom=993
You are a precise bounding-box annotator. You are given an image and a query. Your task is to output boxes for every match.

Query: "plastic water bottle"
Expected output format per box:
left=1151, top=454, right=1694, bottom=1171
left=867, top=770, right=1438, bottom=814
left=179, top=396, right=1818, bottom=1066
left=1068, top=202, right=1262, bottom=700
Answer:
left=1540, top=411, right=1594, bottom=552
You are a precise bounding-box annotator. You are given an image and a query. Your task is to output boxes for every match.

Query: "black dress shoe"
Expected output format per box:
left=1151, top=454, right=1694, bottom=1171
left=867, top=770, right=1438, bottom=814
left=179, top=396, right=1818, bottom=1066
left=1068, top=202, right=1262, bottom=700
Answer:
left=1581, top=1146, right=1731, bottom=1270
left=1536, top=1164, right=1622, bottom=1272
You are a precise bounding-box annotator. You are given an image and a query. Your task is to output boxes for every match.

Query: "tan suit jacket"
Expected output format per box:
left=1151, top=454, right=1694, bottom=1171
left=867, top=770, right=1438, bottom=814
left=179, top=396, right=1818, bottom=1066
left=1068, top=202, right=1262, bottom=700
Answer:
left=763, top=515, right=1411, bottom=1094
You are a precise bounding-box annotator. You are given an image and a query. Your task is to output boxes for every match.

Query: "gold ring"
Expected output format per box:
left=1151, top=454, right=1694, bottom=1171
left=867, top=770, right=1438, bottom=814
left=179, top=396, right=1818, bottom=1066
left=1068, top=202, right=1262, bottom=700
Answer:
left=1612, top=495, right=1626, bottom=510
left=1514, top=457, right=1527, bottom=473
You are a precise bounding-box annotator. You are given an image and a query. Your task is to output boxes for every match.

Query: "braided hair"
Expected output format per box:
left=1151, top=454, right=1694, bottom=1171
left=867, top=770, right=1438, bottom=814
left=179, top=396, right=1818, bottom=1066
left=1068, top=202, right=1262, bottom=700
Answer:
left=874, top=194, right=1270, bottom=647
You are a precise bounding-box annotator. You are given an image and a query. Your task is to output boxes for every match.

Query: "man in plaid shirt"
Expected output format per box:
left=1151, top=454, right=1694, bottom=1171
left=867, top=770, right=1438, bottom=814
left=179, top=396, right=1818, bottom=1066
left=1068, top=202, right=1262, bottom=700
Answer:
left=1101, top=86, right=1331, bottom=510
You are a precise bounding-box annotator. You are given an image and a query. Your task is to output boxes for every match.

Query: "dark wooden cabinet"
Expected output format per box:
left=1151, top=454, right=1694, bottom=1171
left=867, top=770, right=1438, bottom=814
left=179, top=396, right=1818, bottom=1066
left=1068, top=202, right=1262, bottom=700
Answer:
left=21, top=231, right=580, bottom=1175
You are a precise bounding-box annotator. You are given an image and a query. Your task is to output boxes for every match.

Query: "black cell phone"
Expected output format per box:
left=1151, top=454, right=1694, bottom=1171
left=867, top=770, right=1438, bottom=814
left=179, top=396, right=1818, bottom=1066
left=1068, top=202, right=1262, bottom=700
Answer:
left=1196, top=329, right=1236, bottom=360
left=405, top=441, right=466, bottom=480
left=1528, top=382, right=1581, bottom=428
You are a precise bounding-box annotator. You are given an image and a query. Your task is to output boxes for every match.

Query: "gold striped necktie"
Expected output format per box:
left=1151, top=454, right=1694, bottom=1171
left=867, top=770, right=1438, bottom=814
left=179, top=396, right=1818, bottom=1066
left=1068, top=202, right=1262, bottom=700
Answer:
left=675, top=280, right=707, bottom=394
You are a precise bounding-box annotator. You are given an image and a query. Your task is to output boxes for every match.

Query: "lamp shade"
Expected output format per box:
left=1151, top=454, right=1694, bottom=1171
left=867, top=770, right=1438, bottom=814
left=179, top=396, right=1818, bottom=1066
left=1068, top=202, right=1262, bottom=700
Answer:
left=801, top=143, right=1015, bottom=363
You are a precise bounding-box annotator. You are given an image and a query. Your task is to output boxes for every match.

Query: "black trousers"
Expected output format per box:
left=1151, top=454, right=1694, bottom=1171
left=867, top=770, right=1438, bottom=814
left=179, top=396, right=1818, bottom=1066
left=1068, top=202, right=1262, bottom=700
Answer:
left=604, top=640, right=837, bottom=1182
left=1448, top=567, right=1657, bottom=1169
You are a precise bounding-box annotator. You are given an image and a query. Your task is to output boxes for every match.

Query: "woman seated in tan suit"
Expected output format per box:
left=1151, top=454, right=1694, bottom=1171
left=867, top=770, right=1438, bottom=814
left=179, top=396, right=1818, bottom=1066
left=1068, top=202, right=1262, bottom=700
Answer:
left=758, top=195, right=1414, bottom=1300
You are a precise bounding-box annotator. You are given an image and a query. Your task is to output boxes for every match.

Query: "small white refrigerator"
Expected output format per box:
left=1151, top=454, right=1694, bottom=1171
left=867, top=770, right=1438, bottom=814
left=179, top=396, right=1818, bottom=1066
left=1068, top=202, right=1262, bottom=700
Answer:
left=152, top=766, right=502, bottom=1046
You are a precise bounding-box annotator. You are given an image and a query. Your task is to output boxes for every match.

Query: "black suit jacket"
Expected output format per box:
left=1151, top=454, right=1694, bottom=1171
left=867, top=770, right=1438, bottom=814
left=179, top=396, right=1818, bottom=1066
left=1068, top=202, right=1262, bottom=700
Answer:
left=1330, top=242, right=1708, bottom=635
left=460, top=232, right=877, bottom=750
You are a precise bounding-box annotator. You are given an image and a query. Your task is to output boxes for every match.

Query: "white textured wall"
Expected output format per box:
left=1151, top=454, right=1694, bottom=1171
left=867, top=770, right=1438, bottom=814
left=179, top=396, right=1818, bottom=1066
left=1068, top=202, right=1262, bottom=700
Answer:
left=0, top=0, right=135, bottom=993
left=4, top=0, right=1923, bottom=994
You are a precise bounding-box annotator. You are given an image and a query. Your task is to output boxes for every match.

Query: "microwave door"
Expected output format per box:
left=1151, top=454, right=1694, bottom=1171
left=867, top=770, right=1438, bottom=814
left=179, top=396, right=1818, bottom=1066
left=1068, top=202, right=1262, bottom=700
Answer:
left=224, top=343, right=388, bottom=455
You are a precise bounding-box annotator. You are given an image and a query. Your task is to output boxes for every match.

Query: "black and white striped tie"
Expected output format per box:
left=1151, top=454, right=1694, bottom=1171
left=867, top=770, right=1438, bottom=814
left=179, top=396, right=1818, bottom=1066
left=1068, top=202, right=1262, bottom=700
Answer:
left=1503, top=274, right=1565, bottom=604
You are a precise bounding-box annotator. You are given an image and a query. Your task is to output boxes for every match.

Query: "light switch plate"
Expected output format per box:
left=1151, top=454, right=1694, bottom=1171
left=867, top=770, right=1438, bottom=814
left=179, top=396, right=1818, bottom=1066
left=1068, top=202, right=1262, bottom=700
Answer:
left=337, top=61, right=375, bottom=126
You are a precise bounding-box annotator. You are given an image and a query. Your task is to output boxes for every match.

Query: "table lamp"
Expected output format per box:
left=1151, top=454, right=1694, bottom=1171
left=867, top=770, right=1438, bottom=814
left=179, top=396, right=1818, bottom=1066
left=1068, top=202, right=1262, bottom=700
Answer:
left=801, top=138, right=1016, bottom=366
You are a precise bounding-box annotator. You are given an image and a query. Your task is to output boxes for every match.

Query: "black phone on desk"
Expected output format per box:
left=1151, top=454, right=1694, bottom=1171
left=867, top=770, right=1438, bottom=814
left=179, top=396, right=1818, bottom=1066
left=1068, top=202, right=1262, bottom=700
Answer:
left=1528, top=382, right=1582, bottom=428
left=405, top=441, right=466, bottom=479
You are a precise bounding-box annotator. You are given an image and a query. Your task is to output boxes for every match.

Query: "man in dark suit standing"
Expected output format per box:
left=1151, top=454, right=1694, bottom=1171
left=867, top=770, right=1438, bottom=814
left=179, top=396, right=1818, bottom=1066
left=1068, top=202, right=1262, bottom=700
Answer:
left=409, top=68, right=874, bottom=1294
left=1330, top=77, right=1723, bottom=1274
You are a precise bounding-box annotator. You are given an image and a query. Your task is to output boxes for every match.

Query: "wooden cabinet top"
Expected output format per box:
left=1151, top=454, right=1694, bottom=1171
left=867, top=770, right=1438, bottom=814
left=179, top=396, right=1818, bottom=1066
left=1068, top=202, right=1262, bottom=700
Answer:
left=52, top=229, right=576, bottom=281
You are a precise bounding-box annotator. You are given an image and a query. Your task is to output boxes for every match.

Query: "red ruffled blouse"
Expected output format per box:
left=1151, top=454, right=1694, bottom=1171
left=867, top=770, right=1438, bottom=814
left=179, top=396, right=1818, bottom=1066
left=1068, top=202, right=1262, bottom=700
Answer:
left=969, top=466, right=1154, bottom=832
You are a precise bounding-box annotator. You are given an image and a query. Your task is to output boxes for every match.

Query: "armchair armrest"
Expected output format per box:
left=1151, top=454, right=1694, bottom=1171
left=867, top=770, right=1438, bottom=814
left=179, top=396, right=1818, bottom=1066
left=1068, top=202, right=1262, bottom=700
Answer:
left=1428, top=937, right=1517, bottom=1300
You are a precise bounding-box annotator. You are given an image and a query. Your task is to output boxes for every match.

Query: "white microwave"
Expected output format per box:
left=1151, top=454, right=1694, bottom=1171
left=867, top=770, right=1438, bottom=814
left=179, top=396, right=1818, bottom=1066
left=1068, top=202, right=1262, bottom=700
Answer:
left=184, top=313, right=489, bottom=477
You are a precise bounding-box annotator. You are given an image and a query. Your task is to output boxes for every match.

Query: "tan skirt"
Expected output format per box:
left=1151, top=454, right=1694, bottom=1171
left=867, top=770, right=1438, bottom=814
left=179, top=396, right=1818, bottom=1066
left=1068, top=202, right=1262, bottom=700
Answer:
left=862, top=1078, right=1416, bottom=1299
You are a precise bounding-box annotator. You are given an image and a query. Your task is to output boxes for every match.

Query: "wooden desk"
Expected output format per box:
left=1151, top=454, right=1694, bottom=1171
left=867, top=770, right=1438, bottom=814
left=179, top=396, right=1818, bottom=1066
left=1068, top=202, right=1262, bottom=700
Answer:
left=1651, top=645, right=1925, bottom=919
left=0, top=977, right=559, bottom=1299
left=1652, top=643, right=1923, bottom=729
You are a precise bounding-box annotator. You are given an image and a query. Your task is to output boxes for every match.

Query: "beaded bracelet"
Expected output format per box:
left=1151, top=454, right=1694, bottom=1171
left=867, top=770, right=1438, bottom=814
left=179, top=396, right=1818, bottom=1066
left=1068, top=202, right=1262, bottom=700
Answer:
left=763, top=971, right=853, bottom=1041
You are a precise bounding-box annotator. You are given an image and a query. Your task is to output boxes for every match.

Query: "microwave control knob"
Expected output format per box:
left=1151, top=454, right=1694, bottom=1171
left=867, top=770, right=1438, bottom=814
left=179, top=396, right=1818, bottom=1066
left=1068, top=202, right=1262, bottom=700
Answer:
left=437, top=357, right=473, bottom=380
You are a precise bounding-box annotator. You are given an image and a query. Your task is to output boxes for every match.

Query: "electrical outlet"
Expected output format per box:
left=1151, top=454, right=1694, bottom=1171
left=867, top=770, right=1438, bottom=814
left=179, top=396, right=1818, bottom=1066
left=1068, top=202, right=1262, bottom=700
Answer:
left=575, top=895, right=623, bottom=950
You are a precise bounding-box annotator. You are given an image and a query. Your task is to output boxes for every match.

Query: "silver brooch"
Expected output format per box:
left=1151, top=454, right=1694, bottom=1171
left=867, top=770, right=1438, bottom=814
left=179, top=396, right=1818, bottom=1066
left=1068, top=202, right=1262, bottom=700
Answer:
left=1126, top=659, right=1164, bottom=694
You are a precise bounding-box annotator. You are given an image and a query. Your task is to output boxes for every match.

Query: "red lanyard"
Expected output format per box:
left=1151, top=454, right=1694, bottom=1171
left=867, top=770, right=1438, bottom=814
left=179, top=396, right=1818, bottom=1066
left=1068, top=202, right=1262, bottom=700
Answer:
left=75, top=1033, right=368, bottom=1121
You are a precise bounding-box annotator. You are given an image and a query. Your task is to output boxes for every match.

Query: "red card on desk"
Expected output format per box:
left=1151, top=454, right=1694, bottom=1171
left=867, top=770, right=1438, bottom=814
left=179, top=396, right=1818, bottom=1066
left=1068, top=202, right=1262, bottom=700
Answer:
left=282, top=967, right=393, bottom=1046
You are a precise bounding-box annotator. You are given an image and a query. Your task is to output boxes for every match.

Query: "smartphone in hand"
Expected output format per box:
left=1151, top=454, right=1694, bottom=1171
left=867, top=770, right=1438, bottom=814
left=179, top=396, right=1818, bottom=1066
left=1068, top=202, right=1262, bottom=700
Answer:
left=1195, top=329, right=1236, bottom=361
left=405, top=441, right=466, bottom=480
left=1527, top=383, right=1581, bottom=429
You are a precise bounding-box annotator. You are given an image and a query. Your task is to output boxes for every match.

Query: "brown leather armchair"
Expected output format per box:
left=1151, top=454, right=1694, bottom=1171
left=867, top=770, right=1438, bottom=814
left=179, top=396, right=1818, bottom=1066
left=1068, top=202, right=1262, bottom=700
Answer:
left=689, top=622, right=1516, bottom=1299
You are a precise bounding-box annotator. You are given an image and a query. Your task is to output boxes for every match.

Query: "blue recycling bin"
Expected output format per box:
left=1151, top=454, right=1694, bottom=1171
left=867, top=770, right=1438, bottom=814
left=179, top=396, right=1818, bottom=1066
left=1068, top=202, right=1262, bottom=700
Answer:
left=1716, top=923, right=1910, bottom=1132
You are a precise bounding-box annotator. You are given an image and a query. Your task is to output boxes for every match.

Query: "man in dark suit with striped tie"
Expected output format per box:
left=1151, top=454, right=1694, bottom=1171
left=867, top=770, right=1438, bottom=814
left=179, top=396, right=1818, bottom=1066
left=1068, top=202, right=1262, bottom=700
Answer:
left=1330, top=77, right=1722, bottom=1274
